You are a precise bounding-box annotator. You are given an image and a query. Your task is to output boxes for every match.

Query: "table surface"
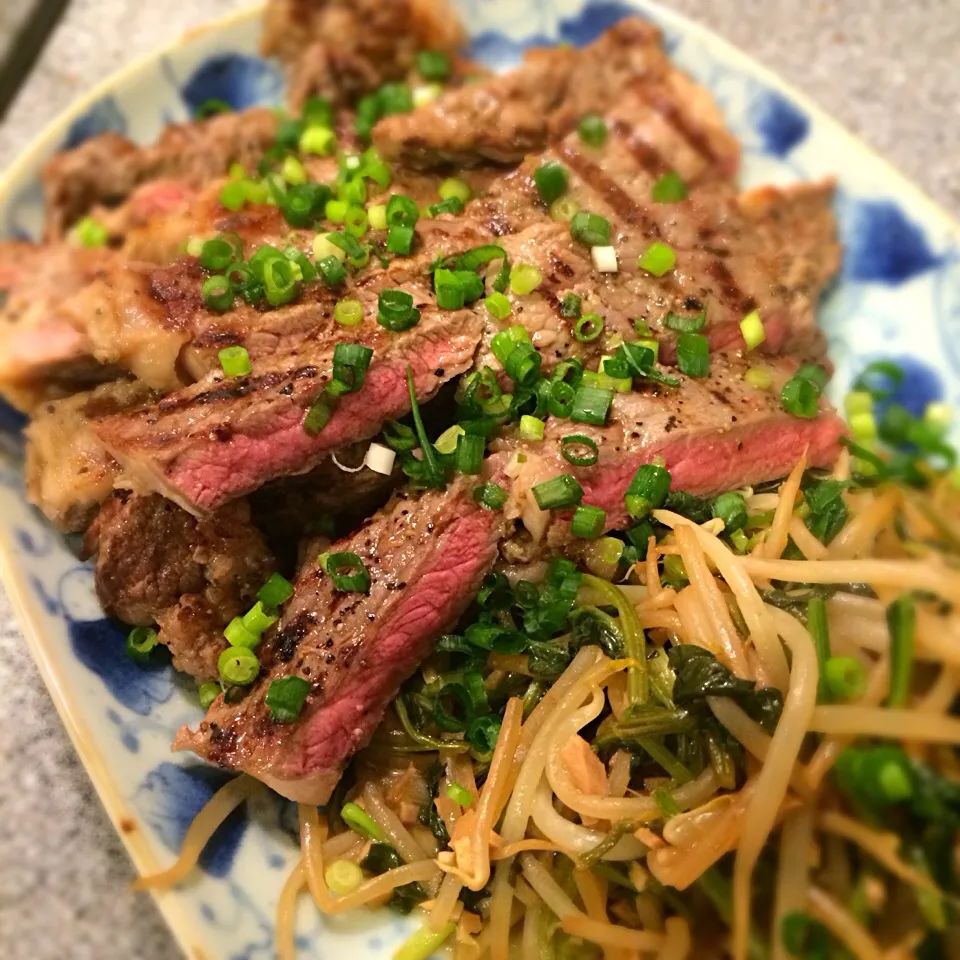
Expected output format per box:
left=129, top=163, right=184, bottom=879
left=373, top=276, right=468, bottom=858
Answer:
left=1, top=2, right=958, bottom=958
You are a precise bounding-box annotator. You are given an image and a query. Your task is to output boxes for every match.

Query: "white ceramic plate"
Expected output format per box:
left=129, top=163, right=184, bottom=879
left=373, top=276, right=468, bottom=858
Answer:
left=1, top=2, right=959, bottom=957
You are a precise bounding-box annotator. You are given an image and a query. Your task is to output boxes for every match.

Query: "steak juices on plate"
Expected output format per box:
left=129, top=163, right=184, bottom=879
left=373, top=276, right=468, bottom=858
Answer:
left=1, top=0, right=843, bottom=804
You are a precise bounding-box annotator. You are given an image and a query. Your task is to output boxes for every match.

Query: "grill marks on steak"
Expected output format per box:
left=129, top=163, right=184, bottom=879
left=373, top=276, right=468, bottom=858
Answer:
left=262, top=0, right=466, bottom=111
left=93, top=308, right=485, bottom=513
left=41, top=108, right=280, bottom=239
left=374, top=17, right=740, bottom=174
left=84, top=492, right=275, bottom=680
left=175, top=478, right=503, bottom=803
left=496, top=355, right=846, bottom=547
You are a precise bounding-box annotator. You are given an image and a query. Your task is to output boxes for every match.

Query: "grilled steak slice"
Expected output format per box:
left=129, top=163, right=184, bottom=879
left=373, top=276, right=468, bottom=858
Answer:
left=25, top=379, right=156, bottom=532
left=496, top=355, right=846, bottom=547
left=375, top=18, right=738, bottom=176
left=41, top=108, right=279, bottom=239
left=83, top=492, right=274, bottom=679
left=263, top=0, right=465, bottom=110
left=174, top=477, right=503, bottom=802
left=94, top=308, right=485, bottom=513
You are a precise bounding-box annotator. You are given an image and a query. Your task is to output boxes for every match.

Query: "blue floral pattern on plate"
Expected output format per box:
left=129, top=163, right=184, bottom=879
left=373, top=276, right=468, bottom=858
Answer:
left=0, top=1, right=958, bottom=957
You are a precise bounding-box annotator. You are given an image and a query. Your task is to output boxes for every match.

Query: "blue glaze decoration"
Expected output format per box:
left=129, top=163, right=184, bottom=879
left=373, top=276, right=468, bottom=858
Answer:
left=137, top=763, right=248, bottom=878
left=559, top=2, right=637, bottom=45
left=469, top=31, right=550, bottom=69
left=63, top=97, right=127, bottom=149
left=842, top=199, right=942, bottom=283
left=0, top=400, right=27, bottom=436
left=68, top=616, right=174, bottom=716
left=748, top=88, right=809, bottom=157
left=179, top=54, right=284, bottom=114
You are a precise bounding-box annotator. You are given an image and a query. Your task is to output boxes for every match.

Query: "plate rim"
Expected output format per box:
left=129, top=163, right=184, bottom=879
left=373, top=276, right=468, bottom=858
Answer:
left=1, top=0, right=958, bottom=956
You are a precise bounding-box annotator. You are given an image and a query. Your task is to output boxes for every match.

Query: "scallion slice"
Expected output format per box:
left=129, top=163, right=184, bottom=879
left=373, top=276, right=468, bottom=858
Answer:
left=258, top=572, right=294, bottom=607
left=434, top=269, right=465, bottom=310
left=484, top=291, right=511, bottom=321
left=382, top=419, right=417, bottom=453
left=560, top=293, right=582, bottom=319
left=548, top=379, right=576, bottom=418
left=509, top=263, right=542, bottom=296
left=638, top=241, right=676, bottom=277
left=571, top=385, right=614, bottom=426
left=823, top=656, right=868, bottom=703
left=711, top=491, right=748, bottom=533
left=331, top=342, right=373, bottom=393
left=199, top=235, right=243, bottom=271
left=455, top=433, right=485, bottom=475
left=574, top=313, right=604, bottom=342
left=781, top=373, right=821, bottom=418
left=439, top=177, right=471, bottom=204
left=473, top=482, right=508, bottom=510
left=578, top=113, right=608, bottom=147
left=676, top=332, right=709, bottom=377
left=886, top=595, right=915, bottom=708
left=570, top=210, right=612, bottom=247
left=317, top=255, right=347, bottom=287
left=334, top=298, right=363, bottom=327
left=202, top=275, right=234, bottom=313
left=387, top=224, right=415, bottom=255
left=663, top=309, right=706, bottom=333
left=341, top=802, right=386, bottom=841
left=218, top=345, right=251, bottom=378
left=625, top=463, right=671, bottom=519
left=126, top=626, right=159, bottom=663
left=325, top=552, right=371, bottom=592
left=504, top=343, right=542, bottom=387
left=571, top=504, right=606, bottom=539
left=218, top=646, right=260, bottom=685
left=377, top=289, right=420, bottom=331
left=740, top=309, right=765, bottom=350
left=532, top=474, right=584, bottom=510
left=265, top=675, right=311, bottom=723
left=561, top=433, right=599, bottom=466
left=533, top=160, right=569, bottom=204
left=417, top=49, right=450, bottom=82
left=651, top=171, right=687, bottom=203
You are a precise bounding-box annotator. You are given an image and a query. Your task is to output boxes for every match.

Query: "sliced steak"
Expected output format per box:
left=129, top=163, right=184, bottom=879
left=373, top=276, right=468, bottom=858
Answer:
left=41, top=108, right=279, bottom=238
left=262, top=0, right=465, bottom=110
left=174, top=477, right=503, bottom=802
left=495, top=354, right=846, bottom=547
left=93, top=308, right=485, bottom=513
left=25, top=379, right=156, bottom=532
left=83, top=492, right=274, bottom=679
left=374, top=18, right=738, bottom=177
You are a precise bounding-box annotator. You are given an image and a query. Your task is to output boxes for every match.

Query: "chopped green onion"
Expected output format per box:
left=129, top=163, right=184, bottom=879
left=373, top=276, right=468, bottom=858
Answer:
left=302, top=95, right=334, bottom=127
left=886, top=595, right=915, bottom=708
left=217, top=345, right=251, bottom=378
left=638, top=241, right=676, bottom=277
left=570, top=210, right=612, bottom=247
left=484, top=291, right=511, bottom=321
left=377, top=81, right=413, bottom=116
left=324, top=858, right=364, bottom=896
left=224, top=615, right=259, bottom=648
left=383, top=420, right=418, bottom=453
left=75, top=216, right=109, bottom=248
left=199, top=235, right=242, bottom=271
left=578, top=113, right=608, bottom=147
left=781, top=373, right=821, bottom=418
left=663, top=309, right=706, bottom=333
left=386, top=194, right=419, bottom=227
left=806, top=595, right=832, bottom=702
left=853, top=360, right=903, bottom=399
left=439, top=177, right=471, bottom=204
left=377, top=289, right=420, bottom=331
left=509, top=263, right=542, bottom=296
left=740, top=309, right=765, bottom=350
left=676, top=332, right=709, bottom=377
left=434, top=268, right=465, bottom=310
left=325, top=198, right=348, bottom=223
left=265, top=675, right=311, bottom=722
left=796, top=362, right=829, bottom=392
left=341, top=801, right=386, bottom=841
left=218, top=646, right=260, bottom=685
left=453, top=269, right=484, bottom=303
left=125, top=626, right=159, bottom=663
left=202, top=275, right=234, bottom=313
left=824, top=656, right=868, bottom=702
left=195, top=97, right=232, bottom=118
left=332, top=342, right=373, bottom=393
left=434, top=424, right=465, bottom=455
left=367, top=203, right=388, bottom=232
left=413, top=85, right=443, bottom=108
left=325, top=552, right=371, bottom=592
left=560, top=293, right=582, bottom=319
left=445, top=782, right=473, bottom=807
left=519, top=415, right=545, bottom=441
left=387, top=224, right=415, bottom=255
left=393, top=922, right=456, bottom=960
left=625, top=463, right=671, bottom=519
left=549, top=195, right=580, bottom=222
left=561, top=433, right=599, bottom=466
left=744, top=366, right=772, bottom=390
left=651, top=170, right=688, bottom=203
left=571, top=385, right=614, bottom=426
left=426, top=196, right=465, bottom=217
left=344, top=205, right=369, bottom=238
left=455, top=433, right=485, bottom=475
left=532, top=474, right=584, bottom=510
left=711, top=492, right=748, bottom=533
left=572, top=504, right=606, bottom=539
left=198, top=681, right=220, bottom=709
left=405, top=365, right=445, bottom=488
left=317, top=255, right=347, bottom=287
left=490, top=325, right=530, bottom=365
left=313, top=233, right=346, bottom=262
left=474, top=482, right=508, bottom=510
left=262, top=255, right=300, bottom=306
left=574, top=313, right=605, bottom=342
left=334, top=298, right=363, bottom=327
left=417, top=49, right=450, bottom=82
left=548, top=379, right=576, bottom=418
left=533, top=160, right=569, bottom=204
left=299, top=124, right=336, bottom=156
left=281, top=154, right=307, bottom=186
left=850, top=409, right=877, bottom=443
left=844, top=390, right=873, bottom=418
left=258, top=572, right=293, bottom=607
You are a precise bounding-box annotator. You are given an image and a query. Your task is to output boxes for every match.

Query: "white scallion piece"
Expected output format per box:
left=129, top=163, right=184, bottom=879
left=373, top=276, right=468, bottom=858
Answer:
left=363, top=442, right=396, bottom=476
left=591, top=245, right=618, bottom=273
left=331, top=450, right=366, bottom=473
